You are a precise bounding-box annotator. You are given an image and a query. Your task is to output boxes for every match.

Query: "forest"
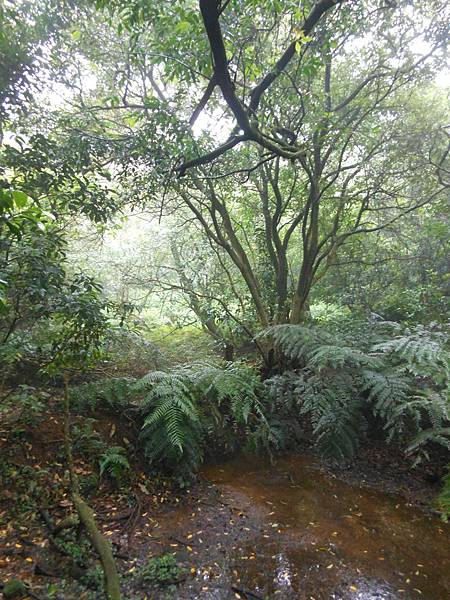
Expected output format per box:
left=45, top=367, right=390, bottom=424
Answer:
left=0, top=0, right=449, bottom=599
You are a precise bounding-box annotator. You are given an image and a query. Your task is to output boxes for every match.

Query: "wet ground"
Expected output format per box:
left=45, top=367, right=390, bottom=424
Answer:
left=178, top=453, right=450, bottom=600
left=1, top=451, right=449, bottom=599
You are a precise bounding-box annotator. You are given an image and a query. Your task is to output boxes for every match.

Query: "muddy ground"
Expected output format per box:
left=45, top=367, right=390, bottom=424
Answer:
left=1, top=404, right=449, bottom=600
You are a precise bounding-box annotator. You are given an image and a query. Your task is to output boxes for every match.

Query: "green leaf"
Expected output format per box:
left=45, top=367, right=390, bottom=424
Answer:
left=12, top=190, right=31, bottom=208
left=176, top=21, right=191, bottom=33
left=0, top=190, right=13, bottom=209
left=6, top=220, right=22, bottom=236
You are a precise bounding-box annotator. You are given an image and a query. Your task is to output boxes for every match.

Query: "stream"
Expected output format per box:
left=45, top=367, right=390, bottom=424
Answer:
left=174, top=454, right=450, bottom=599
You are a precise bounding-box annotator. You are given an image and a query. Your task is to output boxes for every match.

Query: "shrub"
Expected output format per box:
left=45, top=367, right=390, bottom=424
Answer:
left=262, top=321, right=450, bottom=461
left=136, top=361, right=269, bottom=473
left=69, top=377, right=136, bottom=413
left=71, top=419, right=107, bottom=457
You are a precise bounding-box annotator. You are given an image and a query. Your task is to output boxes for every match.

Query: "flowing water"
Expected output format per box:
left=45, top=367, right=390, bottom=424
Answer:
left=196, top=454, right=450, bottom=599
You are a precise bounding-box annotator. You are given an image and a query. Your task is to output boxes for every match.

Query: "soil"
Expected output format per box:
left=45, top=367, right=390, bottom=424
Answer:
left=1, top=403, right=449, bottom=600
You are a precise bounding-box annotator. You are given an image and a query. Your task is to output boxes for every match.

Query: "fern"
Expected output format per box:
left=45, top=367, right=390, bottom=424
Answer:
left=194, top=361, right=265, bottom=425
left=260, top=324, right=331, bottom=362
left=308, top=345, right=382, bottom=371
left=136, top=369, right=203, bottom=471
left=372, top=324, right=449, bottom=384
left=436, top=468, right=450, bottom=521
left=263, top=320, right=450, bottom=462
left=99, top=446, right=130, bottom=483
left=300, top=371, right=365, bottom=460
left=135, top=361, right=268, bottom=473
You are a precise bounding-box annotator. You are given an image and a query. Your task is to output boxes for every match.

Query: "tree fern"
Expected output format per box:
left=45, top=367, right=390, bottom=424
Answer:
left=136, top=369, right=203, bottom=472
left=263, top=320, right=450, bottom=462
left=308, top=345, right=382, bottom=371
left=135, top=362, right=268, bottom=473
left=372, top=324, right=449, bottom=384
left=260, top=324, right=332, bottom=362
left=300, top=372, right=366, bottom=460
left=195, top=361, right=264, bottom=425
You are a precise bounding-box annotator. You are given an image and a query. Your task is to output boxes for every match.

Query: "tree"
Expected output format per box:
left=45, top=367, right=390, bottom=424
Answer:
left=9, top=0, right=447, bottom=352
left=96, top=0, right=449, bottom=174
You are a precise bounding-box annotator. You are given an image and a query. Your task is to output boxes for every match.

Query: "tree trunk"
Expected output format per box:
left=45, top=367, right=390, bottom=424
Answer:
left=63, top=376, right=121, bottom=600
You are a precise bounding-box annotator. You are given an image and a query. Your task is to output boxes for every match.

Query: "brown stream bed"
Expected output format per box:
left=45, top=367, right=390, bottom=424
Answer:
left=2, top=451, right=449, bottom=599
left=170, top=453, right=450, bottom=600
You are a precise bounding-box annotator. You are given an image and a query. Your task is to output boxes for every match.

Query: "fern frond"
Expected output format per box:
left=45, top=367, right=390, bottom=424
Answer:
left=436, top=469, right=450, bottom=521
left=136, top=361, right=267, bottom=472
left=309, top=345, right=382, bottom=371
left=372, top=325, right=449, bottom=383
left=263, top=321, right=449, bottom=462
left=407, top=427, right=450, bottom=455
left=260, top=324, right=332, bottom=362
left=99, top=446, right=130, bottom=481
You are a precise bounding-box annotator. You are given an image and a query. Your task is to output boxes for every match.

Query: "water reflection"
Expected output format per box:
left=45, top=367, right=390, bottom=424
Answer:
left=273, top=552, right=293, bottom=587
left=202, top=454, right=450, bottom=599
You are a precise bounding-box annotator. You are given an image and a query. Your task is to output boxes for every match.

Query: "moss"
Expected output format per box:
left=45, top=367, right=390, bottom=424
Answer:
left=140, top=553, right=186, bottom=585
left=3, top=579, right=27, bottom=598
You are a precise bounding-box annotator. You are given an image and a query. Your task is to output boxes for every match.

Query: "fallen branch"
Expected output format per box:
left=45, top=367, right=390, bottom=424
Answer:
left=168, top=535, right=196, bottom=548
left=126, top=492, right=142, bottom=547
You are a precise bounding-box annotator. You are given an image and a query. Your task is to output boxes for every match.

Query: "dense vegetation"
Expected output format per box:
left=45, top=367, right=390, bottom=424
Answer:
left=1, top=1, right=449, bottom=598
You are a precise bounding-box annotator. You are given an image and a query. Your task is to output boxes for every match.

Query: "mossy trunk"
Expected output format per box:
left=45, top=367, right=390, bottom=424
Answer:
left=63, top=375, right=121, bottom=600
left=72, top=493, right=121, bottom=600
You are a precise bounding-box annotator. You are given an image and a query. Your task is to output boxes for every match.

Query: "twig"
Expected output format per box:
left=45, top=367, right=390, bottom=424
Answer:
left=231, top=586, right=264, bottom=600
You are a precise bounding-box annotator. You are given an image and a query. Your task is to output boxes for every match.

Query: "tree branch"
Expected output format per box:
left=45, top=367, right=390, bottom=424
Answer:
left=249, top=0, right=343, bottom=114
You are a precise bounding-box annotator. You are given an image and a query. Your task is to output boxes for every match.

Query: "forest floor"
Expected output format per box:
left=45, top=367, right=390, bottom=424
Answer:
left=1, top=400, right=449, bottom=600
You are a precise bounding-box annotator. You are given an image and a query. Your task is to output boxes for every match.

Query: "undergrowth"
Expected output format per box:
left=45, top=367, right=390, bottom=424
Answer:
left=262, top=320, right=449, bottom=462
left=65, top=318, right=450, bottom=514
left=136, top=361, right=270, bottom=473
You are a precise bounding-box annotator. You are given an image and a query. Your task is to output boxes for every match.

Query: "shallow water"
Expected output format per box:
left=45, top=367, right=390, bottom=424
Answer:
left=200, top=454, right=450, bottom=599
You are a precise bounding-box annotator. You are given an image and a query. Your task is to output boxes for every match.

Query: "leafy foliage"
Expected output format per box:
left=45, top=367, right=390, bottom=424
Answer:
left=0, top=385, right=46, bottom=425
left=139, top=553, right=186, bottom=586
left=136, top=361, right=268, bottom=472
left=69, top=377, right=136, bottom=413
left=71, top=420, right=107, bottom=458
left=99, top=446, right=131, bottom=483
left=263, top=321, right=450, bottom=461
